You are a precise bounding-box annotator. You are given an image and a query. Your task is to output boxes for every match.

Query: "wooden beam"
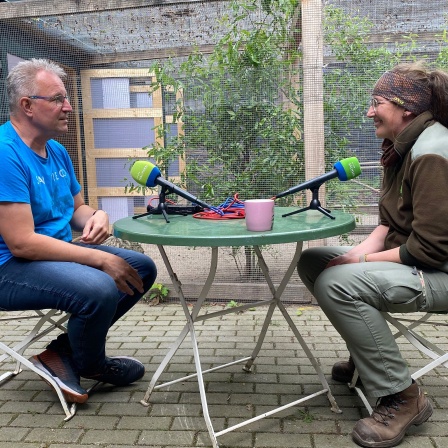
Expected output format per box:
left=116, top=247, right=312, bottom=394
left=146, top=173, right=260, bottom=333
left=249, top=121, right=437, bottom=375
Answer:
left=87, top=44, right=216, bottom=65
left=0, top=0, right=229, bottom=19
left=369, top=31, right=442, bottom=44
left=90, top=40, right=440, bottom=65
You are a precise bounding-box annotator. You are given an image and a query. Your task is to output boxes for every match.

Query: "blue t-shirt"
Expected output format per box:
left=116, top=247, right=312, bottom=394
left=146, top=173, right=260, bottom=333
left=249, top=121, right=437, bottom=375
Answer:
left=0, top=121, right=81, bottom=265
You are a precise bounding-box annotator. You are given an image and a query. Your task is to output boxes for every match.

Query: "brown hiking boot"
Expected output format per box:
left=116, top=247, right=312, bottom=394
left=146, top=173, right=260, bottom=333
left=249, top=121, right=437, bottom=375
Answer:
left=331, top=356, right=356, bottom=383
left=352, top=382, right=433, bottom=447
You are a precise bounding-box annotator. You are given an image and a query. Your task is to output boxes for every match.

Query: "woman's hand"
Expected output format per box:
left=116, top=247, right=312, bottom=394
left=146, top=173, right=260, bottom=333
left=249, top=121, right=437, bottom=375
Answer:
left=326, top=224, right=390, bottom=268
left=326, top=252, right=363, bottom=268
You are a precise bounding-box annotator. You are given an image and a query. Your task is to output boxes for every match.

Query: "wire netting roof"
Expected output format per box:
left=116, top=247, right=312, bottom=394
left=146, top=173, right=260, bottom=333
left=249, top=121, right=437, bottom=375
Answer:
left=1, top=0, right=446, bottom=64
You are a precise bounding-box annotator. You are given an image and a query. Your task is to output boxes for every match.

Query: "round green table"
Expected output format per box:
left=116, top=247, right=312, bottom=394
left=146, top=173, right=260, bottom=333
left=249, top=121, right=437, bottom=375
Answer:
left=113, top=207, right=355, bottom=246
left=113, top=207, right=355, bottom=448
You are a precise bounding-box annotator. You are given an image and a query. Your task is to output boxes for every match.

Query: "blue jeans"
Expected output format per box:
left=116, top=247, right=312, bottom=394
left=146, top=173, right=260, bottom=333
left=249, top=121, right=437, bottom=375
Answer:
left=0, top=243, right=157, bottom=375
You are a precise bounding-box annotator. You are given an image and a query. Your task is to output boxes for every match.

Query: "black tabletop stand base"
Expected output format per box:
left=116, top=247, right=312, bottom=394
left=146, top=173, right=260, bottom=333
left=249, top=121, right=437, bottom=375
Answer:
left=132, top=187, right=171, bottom=223
left=282, top=186, right=335, bottom=220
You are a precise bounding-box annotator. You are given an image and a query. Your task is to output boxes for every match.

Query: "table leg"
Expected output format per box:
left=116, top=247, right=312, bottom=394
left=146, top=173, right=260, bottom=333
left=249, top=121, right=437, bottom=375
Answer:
left=141, top=245, right=220, bottom=448
left=276, top=301, right=341, bottom=413
left=245, top=242, right=341, bottom=414
left=142, top=242, right=341, bottom=448
left=243, top=242, right=303, bottom=371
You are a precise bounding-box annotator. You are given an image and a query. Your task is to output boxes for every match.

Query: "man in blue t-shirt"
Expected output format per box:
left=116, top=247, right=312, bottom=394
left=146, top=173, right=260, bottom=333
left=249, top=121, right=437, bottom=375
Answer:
left=0, top=59, right=157, bottom=404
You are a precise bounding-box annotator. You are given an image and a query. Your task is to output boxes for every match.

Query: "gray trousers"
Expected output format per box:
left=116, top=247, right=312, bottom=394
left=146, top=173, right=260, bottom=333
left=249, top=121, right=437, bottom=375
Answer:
left=297, top=246, right=448, bottom=398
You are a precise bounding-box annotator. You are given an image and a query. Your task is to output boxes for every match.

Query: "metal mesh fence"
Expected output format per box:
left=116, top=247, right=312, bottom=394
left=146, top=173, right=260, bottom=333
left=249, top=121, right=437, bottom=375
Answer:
left=1, top=0, right=447, bottom=302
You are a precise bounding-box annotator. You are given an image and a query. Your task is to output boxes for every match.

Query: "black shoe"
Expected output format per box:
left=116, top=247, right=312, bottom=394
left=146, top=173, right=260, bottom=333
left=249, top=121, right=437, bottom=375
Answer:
left=81, top=356, right=145, bottom=386
left=332, top=356, right=356, bottom=383
left=30, top=349, right=88, bottom=404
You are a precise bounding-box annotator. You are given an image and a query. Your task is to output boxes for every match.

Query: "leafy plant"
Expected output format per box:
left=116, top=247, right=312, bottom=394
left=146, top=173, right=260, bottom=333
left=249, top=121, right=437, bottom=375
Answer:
left=134, top=0, right=305, bottom=206
left=142, top=283, right=170, bottom=306
left=297, top=409, right=314, bottom=423
left=226, top=300, right=240, bottom=308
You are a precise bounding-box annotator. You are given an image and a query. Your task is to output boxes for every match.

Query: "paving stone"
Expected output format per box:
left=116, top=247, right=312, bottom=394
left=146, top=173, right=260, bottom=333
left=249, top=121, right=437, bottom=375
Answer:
left=139, top=429, right=195, bottom=446
left=24, top=427, right=83, bottom=443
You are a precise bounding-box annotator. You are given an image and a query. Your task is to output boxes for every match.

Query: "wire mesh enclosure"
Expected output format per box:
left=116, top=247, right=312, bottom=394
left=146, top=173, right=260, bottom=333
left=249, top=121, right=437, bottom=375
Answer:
left=1, top=0, right=447, bottom=303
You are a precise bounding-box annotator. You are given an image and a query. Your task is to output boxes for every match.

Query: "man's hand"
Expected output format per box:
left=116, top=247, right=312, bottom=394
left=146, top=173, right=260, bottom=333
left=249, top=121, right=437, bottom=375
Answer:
left=101, top=253, right=144, bottom=295
left=78, top=210, right=110, bottom=245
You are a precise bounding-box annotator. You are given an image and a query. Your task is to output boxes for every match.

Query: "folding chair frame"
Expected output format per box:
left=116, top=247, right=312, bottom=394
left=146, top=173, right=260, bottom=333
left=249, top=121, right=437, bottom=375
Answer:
left=348, top=311, right=448, bottom=414
left=0, top=309, right=78, bottom=421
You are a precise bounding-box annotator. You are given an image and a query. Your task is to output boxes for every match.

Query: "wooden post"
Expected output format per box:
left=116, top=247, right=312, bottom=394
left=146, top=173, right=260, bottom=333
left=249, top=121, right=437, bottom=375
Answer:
left=301, top=0, right=326, bottom=248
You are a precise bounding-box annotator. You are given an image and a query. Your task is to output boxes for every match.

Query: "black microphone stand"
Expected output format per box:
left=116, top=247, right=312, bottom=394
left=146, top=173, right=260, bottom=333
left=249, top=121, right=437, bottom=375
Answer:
left=132, top=186, right=172, bottom=223
left=282, top=184, right=335, bottom=220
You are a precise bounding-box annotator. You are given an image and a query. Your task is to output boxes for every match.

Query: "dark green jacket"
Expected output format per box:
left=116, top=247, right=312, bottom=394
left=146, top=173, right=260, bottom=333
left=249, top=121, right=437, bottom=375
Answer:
left=379, top=111, right=448, bottom=271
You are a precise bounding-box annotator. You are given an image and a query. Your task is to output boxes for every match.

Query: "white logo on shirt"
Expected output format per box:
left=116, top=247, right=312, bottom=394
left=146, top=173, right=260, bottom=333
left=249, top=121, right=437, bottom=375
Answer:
left=36, top=170, right=67, bottom=184
left=50, top=170, right=67, bottom=182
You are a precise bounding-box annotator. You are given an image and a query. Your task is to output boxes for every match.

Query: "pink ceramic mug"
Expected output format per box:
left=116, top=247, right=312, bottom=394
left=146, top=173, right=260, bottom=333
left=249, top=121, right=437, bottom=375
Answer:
left=244, top=199, right=275, bottom=232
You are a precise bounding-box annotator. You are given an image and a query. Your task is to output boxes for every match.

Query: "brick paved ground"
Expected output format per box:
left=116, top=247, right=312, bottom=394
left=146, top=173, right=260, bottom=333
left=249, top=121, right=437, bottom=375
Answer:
left=0, top=303, right=447, bottom=448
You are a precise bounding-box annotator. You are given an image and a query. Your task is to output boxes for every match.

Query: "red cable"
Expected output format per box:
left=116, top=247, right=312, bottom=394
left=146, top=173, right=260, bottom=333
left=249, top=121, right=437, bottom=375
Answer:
left=148, top=196, right=177, bottom=207
left=147, top=194, right=247, bottom=220
left=193, top=207, right=245, bottom=220
left=193, top=193, right=246, bottom=220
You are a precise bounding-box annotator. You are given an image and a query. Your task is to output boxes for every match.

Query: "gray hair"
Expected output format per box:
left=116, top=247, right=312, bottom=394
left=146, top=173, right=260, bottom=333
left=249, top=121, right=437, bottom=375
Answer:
left=6, top=58, right=67, bottom=115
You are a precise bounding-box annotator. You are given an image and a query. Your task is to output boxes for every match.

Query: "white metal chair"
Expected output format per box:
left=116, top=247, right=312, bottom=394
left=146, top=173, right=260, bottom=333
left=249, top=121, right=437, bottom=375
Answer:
left=349, top=311, right=448, bottom=414
left=0, top=236, right=131, bottom=420
left=0, top=309, right=80, bottom=421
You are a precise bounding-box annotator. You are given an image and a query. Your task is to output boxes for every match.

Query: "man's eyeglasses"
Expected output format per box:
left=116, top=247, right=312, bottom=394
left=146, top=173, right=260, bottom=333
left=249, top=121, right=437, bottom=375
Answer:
left=28, top=94, right=70, bottom=107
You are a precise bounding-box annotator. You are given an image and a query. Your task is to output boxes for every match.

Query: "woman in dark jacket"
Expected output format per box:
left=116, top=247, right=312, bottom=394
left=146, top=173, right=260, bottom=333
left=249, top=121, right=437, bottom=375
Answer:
left=298, top=61, right=448, bottom=447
